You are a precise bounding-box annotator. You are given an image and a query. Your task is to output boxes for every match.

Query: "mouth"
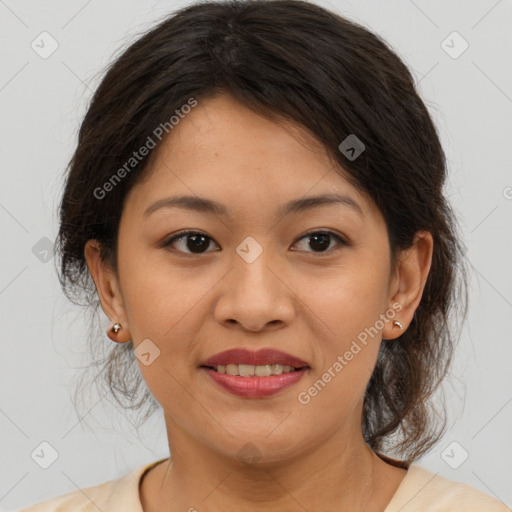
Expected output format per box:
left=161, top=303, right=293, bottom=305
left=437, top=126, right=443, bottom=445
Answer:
left=200, top=348, right=310, bottom=375
left=199, top=348, right=310, bottom=398
left=201, top=363, right=308, bottom=377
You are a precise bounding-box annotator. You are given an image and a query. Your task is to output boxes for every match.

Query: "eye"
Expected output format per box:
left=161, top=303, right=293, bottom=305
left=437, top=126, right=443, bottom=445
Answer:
left=162, top=229, right=348, bottom=255
left=161, top=230, right=220, bottom=254
left=292, top=230, right=348, bottom=254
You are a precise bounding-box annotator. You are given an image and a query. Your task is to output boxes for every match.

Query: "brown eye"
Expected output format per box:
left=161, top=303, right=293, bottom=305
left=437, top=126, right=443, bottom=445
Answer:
left=292, top=230, right=348, bottom=253
left=163, top=231, right=220, bottom=254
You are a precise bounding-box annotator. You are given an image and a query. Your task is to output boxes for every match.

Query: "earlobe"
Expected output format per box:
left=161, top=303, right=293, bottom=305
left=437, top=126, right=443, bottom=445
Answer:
left=106, top=321, right=131, bottom=343
left=84, top=239, right=132, bottom=342
left=383, top=231, right=433, bottom=340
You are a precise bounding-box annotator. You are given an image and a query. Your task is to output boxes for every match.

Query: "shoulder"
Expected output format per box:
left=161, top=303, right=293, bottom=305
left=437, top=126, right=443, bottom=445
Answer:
left=18, top=459, right=166, bottom=512
left=385, top=463, right=511, bottom=512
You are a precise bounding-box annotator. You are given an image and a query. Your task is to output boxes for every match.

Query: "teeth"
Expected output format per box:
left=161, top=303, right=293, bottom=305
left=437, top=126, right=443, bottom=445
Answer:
left=215, top=363, right=297, bottom=376
left=239, top=364, right=255, bottom=377
left=255, top=365, right=272, bottom=377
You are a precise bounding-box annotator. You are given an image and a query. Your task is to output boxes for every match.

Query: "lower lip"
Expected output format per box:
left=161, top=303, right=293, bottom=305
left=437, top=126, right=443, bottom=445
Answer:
left=201, top=367, right=309, bottom=398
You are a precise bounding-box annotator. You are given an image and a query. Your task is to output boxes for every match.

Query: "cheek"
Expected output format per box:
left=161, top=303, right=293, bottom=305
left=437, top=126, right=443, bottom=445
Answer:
left=297, top=263, right=387, bottom=400
left=117, top=254, right=221, bottom=398
left=118, top=248, right=215, bottom=340
left=301, top=261, right=389, bottom=342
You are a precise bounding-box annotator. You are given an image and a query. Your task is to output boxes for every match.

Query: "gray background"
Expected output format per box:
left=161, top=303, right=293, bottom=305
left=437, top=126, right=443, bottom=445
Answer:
left=1, top=0, right=511, bottom=510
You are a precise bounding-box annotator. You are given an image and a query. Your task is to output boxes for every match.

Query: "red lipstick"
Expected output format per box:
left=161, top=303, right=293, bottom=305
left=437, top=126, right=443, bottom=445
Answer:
left=200, top=348, right=310, bottom=398
left=201, top=348, right=309, bottom=368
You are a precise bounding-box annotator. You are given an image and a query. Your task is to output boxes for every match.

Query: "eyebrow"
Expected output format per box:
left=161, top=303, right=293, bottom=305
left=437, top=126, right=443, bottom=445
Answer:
left=143, top=193, right=364, bottom=219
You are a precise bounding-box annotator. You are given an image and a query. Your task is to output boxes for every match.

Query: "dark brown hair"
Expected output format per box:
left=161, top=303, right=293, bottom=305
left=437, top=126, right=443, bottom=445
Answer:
left=55, top=0, right=469, bottom=462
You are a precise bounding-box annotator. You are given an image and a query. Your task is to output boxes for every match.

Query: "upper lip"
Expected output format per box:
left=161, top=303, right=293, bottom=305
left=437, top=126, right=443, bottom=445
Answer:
left=201, top=348, right=309, bottom=368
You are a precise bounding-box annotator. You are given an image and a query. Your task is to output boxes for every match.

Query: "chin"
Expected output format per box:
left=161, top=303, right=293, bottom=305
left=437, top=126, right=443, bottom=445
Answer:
left=207, top=428, right=307, bottom=467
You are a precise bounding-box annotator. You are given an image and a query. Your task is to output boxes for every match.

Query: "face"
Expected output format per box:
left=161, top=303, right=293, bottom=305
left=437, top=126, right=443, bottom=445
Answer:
left=86, top=92, right=431, bottom=465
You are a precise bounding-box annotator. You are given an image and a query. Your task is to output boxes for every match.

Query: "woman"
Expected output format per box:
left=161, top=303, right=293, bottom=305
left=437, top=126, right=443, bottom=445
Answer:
left=21, top=0, right=509, bottom=510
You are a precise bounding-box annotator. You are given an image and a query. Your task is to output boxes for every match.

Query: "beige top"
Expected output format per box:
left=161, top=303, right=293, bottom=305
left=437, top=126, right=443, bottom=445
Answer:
left=19, top=459, right=510, bottom=511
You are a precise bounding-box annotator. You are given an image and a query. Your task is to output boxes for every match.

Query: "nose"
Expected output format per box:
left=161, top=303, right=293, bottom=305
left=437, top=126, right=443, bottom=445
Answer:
left=213, top=248, right=295, bottom=333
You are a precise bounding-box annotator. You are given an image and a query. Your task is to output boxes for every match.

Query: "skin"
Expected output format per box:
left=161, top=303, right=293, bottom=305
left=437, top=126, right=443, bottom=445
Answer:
left=85, top=92, right=433, bottom=512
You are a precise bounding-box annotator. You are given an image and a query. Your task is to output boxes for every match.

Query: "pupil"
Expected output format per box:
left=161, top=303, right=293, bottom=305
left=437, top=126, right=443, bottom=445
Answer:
left=187, top=234, right=208, bottom=253
left=310, top=233, right=330, bottom=252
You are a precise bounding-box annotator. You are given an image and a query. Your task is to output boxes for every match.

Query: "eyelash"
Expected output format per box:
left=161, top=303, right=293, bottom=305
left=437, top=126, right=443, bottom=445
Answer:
left=161, top=229, right=349, bottom=255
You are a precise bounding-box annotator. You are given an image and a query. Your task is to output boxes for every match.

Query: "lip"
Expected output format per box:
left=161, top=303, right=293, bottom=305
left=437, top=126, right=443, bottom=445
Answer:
left=201, top=367, right=309, bottom=398
left=200, top=348, right=309, bottom=368
left=200, top=348, right=310, bottom=399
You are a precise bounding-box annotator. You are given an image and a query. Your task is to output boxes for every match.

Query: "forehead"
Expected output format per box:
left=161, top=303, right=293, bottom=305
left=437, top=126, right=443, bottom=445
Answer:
left=124, top=93, right=374, bottom=220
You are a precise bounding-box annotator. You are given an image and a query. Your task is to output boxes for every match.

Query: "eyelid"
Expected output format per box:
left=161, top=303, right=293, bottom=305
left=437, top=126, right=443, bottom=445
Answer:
left=291, top=229, right=349, bottom=253
left=295, top=228, right=349, bottom=246
left=161, top=229, right=219, bottom=251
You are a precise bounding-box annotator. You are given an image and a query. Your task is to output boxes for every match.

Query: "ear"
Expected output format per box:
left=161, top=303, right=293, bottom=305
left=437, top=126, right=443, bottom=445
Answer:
left=382, top=230, right=433, bottom=340
left=84, top=239, right=132, bottom=342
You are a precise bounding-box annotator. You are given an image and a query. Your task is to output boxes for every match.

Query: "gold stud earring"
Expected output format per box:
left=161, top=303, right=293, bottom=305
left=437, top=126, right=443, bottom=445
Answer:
left=111, top=322, right=122, bottom=334
left=107, top=322, right=130, bottom=343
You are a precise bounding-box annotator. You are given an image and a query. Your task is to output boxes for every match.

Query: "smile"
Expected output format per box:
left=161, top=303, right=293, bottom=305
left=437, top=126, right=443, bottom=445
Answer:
left=207, top=363, right=303, bottom=376
left=201, top=365, right=309, bottom=398
left=199, top=348, right=310, bottom=398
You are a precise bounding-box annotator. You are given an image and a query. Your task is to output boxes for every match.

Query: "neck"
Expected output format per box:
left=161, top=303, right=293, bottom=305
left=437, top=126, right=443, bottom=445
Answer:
left=147, top=415, right=383, bottom=511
